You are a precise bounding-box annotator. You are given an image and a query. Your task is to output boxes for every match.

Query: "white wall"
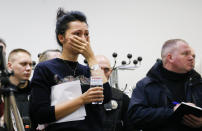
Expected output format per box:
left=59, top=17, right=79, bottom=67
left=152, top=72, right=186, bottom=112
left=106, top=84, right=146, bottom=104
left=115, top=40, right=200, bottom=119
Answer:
left=1, top=0, right=202, bottom=93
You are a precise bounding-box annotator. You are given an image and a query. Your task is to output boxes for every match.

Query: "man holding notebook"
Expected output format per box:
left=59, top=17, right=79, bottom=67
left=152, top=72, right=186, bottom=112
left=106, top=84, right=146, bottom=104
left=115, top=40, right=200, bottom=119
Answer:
left=127, top=39, right=202, bottom=131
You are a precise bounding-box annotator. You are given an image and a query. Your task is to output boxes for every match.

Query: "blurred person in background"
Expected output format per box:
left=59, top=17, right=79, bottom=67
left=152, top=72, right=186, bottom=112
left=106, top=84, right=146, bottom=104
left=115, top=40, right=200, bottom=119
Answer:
left=38, top=49, right=61, bottom=63
left=95, top=55, right=130, bottom=131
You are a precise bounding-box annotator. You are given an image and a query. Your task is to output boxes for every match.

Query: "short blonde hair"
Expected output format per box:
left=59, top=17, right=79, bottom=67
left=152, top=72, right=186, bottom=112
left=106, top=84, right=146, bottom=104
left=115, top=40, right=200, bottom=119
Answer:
left=8, top=48, right=31, bottom=62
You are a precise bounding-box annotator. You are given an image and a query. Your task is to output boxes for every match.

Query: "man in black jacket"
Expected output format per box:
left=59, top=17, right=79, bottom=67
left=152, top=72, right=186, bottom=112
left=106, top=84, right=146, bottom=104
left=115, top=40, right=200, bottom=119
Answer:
left=7, top=48, right=33, bottom=130
left=127, top=39, right=202, bottom=131
left=95, top=55, right=130, bottom=131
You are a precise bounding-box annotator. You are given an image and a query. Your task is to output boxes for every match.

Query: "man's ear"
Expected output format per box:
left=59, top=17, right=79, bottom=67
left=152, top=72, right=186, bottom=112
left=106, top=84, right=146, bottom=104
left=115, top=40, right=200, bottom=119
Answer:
left=167, top=53, right=174, bottom=63
left=58, top=34, right=65, bottom=45
left=7, top=62, right=13, bottom=71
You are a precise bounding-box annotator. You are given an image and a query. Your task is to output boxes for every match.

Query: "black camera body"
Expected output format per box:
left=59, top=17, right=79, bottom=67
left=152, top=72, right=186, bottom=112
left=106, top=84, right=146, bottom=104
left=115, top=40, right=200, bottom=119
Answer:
left=0, top=46, right=13, bottom=90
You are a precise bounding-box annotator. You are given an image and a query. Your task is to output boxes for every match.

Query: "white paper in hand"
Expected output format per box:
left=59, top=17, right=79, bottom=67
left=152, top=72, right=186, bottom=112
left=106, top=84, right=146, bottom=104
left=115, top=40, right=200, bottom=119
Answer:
left=51, top=80, right=86, bottom=123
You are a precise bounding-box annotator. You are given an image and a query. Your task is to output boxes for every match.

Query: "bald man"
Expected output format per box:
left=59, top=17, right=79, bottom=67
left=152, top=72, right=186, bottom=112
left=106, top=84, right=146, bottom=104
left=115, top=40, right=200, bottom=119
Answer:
left=95, top=55, right=130, bottom=131
left=127, top=39, right=202, bottom=131
left=38, top=49, right=61, bottom=63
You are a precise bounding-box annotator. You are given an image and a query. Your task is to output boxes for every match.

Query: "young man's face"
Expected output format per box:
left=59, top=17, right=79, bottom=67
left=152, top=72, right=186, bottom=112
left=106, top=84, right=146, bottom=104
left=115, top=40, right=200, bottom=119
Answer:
left=8, top=52, right=32, bottom=82
left=171, top=42, right=195, bottom=73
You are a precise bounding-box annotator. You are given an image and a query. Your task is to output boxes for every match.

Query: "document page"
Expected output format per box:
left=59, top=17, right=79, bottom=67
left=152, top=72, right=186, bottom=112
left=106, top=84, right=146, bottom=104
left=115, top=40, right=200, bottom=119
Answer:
left=51, top=80, right=86, bottom=123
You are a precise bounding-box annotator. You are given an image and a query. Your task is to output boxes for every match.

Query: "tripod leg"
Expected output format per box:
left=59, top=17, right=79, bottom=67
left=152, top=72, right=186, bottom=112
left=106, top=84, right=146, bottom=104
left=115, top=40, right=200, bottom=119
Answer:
left=4, top=96, right=13, bottom=131
left=9, top=92, right=25, bottom=131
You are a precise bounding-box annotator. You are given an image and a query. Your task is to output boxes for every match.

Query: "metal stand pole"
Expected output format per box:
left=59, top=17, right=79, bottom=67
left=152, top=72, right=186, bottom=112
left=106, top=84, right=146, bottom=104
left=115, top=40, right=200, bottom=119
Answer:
left=4, top=95, right=12, bottom=131
left=3, top=89, right=25, bottom=131
left=110, top=69, right=119, bottom=89
left=10, top=91, right=25, bottom=131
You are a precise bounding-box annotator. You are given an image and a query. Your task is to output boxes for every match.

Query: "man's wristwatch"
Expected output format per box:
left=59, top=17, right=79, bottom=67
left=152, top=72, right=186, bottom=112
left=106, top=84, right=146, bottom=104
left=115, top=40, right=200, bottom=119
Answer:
left=90, top=64, right=100, bottom=70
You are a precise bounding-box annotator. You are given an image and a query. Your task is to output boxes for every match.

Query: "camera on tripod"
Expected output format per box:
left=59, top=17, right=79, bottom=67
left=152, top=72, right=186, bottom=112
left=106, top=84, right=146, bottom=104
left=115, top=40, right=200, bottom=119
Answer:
left=0, top=45, right=25, bottom=131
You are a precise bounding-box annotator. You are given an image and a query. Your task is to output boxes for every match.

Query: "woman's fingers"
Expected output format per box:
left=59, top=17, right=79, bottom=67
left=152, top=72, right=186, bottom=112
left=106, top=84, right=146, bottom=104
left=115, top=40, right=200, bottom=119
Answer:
left=70, top=37, right=86, bottom=47
left=90, top=97, right=104, bottom=102
left=82, top=87, right=104, bottom=104
left=69, top=35, right=91, bottom=55
left=73, top=35, right=88, bottom=44
left=88, top=88, right=103, bottom=97
left=70, top=36, right=87, bottom=47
